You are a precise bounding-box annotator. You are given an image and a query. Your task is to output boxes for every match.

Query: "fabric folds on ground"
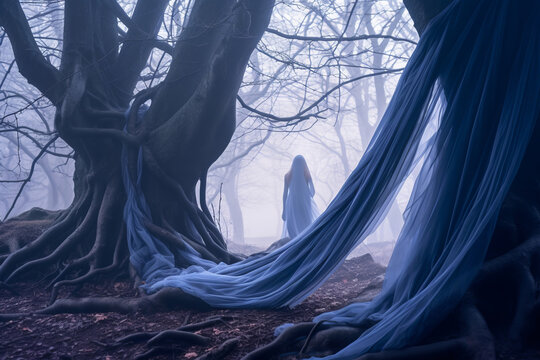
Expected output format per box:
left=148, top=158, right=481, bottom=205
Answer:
left=122, top=0, right=540, bottom=358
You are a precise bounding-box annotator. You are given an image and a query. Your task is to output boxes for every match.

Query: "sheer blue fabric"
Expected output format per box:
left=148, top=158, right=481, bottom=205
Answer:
left=281, top=155, right=319, bottom=239
left=310, top=0, right=540, bottom=358
left=122, top=104, right=216, bottom=284
left=122, top=0, right=540, bottom=357
left=122, top=148, right=216, bottom=286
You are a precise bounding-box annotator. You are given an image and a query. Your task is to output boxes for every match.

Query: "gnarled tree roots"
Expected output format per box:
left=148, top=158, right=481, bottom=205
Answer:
left=92, top=315, right=238, bottom=360
left=0, top=147, right=240, bottom=306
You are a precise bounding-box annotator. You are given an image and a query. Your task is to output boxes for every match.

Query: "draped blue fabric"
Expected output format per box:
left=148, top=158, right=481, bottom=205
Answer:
left=122, top=148, right=216, bottom=286
left=122, top=0, right=540, bottom=357
left=122, top=105, right=216, bottom=285
left=281, top=155, right=319, bottom=239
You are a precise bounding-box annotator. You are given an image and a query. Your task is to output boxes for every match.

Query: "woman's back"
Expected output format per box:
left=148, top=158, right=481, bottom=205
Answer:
left=282, top=156, right=319, bottom=239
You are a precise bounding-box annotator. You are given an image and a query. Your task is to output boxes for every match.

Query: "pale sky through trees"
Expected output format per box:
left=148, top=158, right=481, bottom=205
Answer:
left=0, top=0, right=418, bottom=257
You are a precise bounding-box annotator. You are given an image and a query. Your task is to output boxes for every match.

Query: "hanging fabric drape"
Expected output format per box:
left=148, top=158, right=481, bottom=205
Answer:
left=122, top=0, right=540, bottom=357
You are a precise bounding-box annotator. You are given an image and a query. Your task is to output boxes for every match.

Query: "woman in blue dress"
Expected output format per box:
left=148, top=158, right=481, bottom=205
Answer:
left=281, top=155, right=319, bottom=239
left=123, top=0, right=540, bottom=358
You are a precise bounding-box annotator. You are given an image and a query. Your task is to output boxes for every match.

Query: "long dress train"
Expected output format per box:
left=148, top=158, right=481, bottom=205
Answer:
left=281, top=155, right=319, bottom=239
left=122, top=0, right=540, bottom=358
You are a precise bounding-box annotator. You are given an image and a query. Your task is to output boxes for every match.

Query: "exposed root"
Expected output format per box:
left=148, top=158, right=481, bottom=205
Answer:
left=146, top=330, right=210, bottom=347
left=0, top=281, right=19, bottom=296
left=46, top=260, right=84, bottom=289
left=301, top=324, right=366, bottom=357
left=177, top=315, right=234, bottom=332
left=109, top=315, right=232, bottom=360
left=3, top=185, right=103, bottom=283
left=144, top=221, right=221, bottom=264
left=0, top=196, right=84, bottom=279
left=30, top=287, right=211, bottom=316
left=36, top=294, right=144, bottom=315
left=195, top=336, right=240, bottom=360
left=134, top=346, right=181, bottom=360
left=48, top=226, right=127, bottom=304
left=169, top=182, right=225, bottom=253
left=242, top=242, right=537, bottom=360
left=116, top=331, right=159, bottom=344
left=0, top=172, right=132, bottom=304
left=241, top=298, right=495, bottom=360
left=81, top=178, right=124, bottom=269
left=48, top=258, right=127, bottom=305
left=113, top=315, right=233, bottom=347
left=0, top=313, right=27, bottom=322
left=143, top=150, right=239, bottom=263
left=241, top=322, right=317, bottom=360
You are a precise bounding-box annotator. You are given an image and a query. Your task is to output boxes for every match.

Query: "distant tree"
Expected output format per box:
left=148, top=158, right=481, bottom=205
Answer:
left=0, top=0, right=73, bottom=217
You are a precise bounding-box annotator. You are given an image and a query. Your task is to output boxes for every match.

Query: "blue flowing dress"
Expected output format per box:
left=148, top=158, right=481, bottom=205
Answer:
left=281, top=155, right=319, bottom=239
left=122, top=0, right=540, bottom=358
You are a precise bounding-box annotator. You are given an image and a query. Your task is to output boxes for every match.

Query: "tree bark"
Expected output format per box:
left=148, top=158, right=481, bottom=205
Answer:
left=0, top=0, right=275, bottom=297
left=403, top=0, right=452, bottom=35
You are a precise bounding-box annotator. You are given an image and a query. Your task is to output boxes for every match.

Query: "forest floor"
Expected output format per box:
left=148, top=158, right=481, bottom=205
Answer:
left=0, top=254, right=386, bottom=360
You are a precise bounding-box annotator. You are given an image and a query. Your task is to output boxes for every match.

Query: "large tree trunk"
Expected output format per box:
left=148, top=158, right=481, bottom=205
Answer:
left=0, top=0, right=275, bottom=301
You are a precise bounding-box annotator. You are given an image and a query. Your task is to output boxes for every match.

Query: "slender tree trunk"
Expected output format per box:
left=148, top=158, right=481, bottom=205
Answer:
left=224, top=171, right=245, bottom=245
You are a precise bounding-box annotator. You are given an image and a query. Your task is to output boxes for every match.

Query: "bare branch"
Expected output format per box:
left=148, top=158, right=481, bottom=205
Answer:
left=237, top=68, right=403, bottom=124
left=0, top=0, right=64, bottom=103
left=112, top=0, right=169, bottom=102
left=0, top=60, right=16, bottom=89
left=265, top=28, right=417, bottom=45
left=110, top=3, right=174, bottom=55
left=2, top=135, right=59, bottom=220
left=210, top=131, right=271, bottom=171
left=237, top=96, right=325, bottom=123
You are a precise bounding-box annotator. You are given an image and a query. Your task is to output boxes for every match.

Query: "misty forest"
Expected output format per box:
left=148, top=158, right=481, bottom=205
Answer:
left=0, top=0, right=539, bottom=359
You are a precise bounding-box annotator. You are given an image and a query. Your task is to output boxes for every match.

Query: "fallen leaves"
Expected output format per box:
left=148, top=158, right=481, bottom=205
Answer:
left=0, top=256, right=383, bottom=360
left=94, top=313, right=108, bottom=322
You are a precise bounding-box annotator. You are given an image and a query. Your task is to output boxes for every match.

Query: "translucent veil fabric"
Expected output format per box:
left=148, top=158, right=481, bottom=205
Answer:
left=310, top=0, right=540, bottom=357
left=122, top=0, right=540, bottom=357
left=281, top=155, right=319, bottom=239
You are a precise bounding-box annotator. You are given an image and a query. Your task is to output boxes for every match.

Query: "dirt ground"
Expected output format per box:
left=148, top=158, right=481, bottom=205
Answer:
left=0, top=254, right=386, bottom=360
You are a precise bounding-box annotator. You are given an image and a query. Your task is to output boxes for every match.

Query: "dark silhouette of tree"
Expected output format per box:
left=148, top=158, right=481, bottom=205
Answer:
left=0, top=0, right=275, bottom=297
left=2, top=1, right=537, bottom=359
left=0, top=0, right=415, bottom=297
